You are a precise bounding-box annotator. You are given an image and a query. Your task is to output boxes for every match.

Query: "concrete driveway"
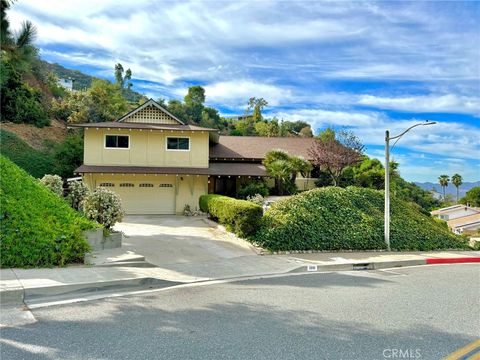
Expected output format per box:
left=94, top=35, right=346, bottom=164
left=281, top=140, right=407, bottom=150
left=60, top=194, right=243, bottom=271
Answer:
left=113, top=215, right=257, bottom=266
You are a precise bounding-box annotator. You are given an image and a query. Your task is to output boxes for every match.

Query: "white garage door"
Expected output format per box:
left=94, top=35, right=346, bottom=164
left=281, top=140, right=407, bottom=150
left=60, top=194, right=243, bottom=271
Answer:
left=113, top=182, right=175, bottom=215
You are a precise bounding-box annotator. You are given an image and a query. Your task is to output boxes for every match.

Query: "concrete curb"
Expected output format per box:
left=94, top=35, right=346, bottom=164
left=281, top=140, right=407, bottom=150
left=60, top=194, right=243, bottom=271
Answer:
left=4, top=256, right=479, bottom=309
left=289, top=257, right=480, bottom=273
left=0, top=288, right=24, bottom=306
left=24, top=277, right=181, bottom=307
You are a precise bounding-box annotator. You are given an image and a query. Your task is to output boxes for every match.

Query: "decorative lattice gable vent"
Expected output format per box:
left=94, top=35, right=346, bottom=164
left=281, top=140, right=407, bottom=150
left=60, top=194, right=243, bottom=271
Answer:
left=123, top=105, right=179, bottom=124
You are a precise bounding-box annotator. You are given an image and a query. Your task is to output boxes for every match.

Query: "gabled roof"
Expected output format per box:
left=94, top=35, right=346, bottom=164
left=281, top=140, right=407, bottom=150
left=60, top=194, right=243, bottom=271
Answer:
left=69, top=122, right=218, bottom=132
left=209, top=136, right=316, bottom=160
left=117, top=98, right=184, bottom=124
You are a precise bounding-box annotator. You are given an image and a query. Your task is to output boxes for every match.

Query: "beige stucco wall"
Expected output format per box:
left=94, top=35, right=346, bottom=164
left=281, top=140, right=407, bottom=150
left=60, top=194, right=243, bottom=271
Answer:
left=295, top=177, right=317, bottom=191
left=265, top=175, right=317, bottom=191
left=83, top=173, right=208, bottom=214
left=84, top=128, right=209, bottom=168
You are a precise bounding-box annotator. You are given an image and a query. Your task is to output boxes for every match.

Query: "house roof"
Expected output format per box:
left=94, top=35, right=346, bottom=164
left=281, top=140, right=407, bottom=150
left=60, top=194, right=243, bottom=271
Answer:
left=69, top=122, right=218, bottom=132
left=447, top=213, right=480, bottom=229
left=209, top=136, right=316, bottom=160
left=430, top=205, right=479, bottom=215
left=117, top=98, right=184, bottom=124
left=75, top=163, right=267, bottom=177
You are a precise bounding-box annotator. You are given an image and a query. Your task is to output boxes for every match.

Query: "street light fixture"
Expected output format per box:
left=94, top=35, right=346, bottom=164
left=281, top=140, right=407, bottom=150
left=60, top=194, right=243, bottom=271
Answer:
left=384, top=120, right=437, bottom=251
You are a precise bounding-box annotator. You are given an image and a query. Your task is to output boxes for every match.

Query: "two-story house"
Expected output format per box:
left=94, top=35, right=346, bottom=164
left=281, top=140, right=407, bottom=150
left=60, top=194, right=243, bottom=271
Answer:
left=73, top=99, right=317, bottom=214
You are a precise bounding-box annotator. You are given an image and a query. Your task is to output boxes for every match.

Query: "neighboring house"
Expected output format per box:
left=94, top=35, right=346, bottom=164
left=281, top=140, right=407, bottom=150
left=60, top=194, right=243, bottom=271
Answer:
left=72, top=99, right=317, bottom=215
left=447, top=213, right=480, bottom=235
left=430, top=204, right=480, bottom=221
left=57, top=78, right=74, bottom=91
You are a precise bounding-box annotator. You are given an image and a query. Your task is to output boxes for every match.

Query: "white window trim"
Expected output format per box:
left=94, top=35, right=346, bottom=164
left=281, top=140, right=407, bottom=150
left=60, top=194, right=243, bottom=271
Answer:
left=166, top=136, right=190, bottom=152
left=104, top=134, right=130, bottom=150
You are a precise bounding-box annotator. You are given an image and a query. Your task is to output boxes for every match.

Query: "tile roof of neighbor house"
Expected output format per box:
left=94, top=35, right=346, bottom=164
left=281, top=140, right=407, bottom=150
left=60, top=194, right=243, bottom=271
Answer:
left=75, top=163, right=267, bottom=177
left=210, top=136, right=317, bottom=160
left=447, top=213, right=480, bottom=229
left=68, top=122, right=218, bottom=132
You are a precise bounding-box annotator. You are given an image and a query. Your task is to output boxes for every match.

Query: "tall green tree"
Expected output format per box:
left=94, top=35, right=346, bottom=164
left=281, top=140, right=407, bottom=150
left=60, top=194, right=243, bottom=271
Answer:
left=124, top=68, right=132, bottom=89
left=114, top=63, right=124, bottom=88
left=184, top=86, right=206, bottom=124
left=451, top=174, right=463, bottom=203
left=247, top=97, right=268, bottom=122
left=460, top=187, right=480, bottom=207
left=438, top=175, right=450, bottom=201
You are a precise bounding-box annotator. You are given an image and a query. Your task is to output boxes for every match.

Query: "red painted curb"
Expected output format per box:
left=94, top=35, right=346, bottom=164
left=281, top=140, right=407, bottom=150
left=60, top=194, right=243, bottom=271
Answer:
left=426, top=257, right=480, bottom=264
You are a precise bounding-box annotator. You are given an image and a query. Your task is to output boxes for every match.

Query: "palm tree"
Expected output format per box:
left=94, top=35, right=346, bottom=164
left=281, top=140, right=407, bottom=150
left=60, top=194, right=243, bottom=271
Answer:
left=451, top=174, right=463, bottom=203
left=438, top=175, right=450, bottom=201
left=263, top=149, right=293, bottom=195
left=289, top=156, right=312, bottom=183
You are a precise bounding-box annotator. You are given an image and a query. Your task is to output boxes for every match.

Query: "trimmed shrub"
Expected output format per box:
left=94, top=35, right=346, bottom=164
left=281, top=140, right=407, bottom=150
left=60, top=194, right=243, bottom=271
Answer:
left=66, top=181, right=90, bottom=211
left=83, top=188, right=124, bottom=229
left=253, top=186, right=468, bottom=251
left=237, top=181, right=269, bottom=199
left=40, top=174, right=64, bottom=196
left=0, top=156, right=97, bottom=268
left=199, top=194, right=263, bottom=237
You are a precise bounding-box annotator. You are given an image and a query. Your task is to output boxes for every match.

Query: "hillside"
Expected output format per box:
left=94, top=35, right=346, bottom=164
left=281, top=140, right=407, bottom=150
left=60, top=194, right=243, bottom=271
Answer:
left=0, top=129, right=56, bottom=178
left=415, top=181, right=480, bottom=198
left=38, top=60, right=97, bottom=90
left=253, top=186, right=468, bottom=251
left=1, top=118, right=67, bottom=150
left=40, top=60, right=145, bottom=102
left=0, top=156, right=97, bottom=267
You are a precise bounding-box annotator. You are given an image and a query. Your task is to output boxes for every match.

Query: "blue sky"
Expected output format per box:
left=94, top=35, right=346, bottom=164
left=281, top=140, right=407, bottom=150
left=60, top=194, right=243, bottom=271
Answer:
left=9, top=0, right=480, bottom=182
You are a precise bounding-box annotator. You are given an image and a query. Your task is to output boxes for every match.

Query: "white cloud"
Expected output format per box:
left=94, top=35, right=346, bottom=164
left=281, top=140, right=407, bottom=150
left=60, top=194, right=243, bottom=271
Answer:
left=357, top=94, right=480, bottom=115
left=8, top=0, right=479, bottom=86
left=203, top=81, right=292, bottom=108
left=273, top=108, right=480, bottom=162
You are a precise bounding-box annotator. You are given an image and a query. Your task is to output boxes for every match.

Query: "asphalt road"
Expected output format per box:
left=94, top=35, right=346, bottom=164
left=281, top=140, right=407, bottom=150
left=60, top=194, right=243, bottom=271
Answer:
left=1, top=264, right=478, bottom=360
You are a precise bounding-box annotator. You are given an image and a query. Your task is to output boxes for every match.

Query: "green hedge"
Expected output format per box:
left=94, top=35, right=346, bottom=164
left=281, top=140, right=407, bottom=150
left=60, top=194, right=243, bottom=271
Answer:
left=199, top=194, right=263, bottom=237
left=253, top=186, right=468, bottom=251
left=0, top=156, right=98, bottom=268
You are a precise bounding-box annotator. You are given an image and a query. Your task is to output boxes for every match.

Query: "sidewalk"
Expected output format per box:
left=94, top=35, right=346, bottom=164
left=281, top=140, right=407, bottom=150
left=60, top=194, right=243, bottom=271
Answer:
left=1, top=250, right=479, bottom=326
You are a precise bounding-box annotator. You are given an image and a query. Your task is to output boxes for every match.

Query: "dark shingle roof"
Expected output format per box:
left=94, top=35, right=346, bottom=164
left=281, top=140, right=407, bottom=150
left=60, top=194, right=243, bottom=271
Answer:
left=75, top=163, right=266, bottom=177
left=210, top=136, right=316, bottom=160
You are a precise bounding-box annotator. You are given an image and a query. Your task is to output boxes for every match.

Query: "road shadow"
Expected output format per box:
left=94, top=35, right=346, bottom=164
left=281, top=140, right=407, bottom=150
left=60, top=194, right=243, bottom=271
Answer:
left=0, top=276, right=475, bottom=360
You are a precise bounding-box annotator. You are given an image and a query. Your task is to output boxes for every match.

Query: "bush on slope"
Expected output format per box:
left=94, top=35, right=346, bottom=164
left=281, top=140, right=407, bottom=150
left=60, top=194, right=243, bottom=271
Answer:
left=253, top=187, right=467, bottom=251
left=0, top=156, right=98, bottom=267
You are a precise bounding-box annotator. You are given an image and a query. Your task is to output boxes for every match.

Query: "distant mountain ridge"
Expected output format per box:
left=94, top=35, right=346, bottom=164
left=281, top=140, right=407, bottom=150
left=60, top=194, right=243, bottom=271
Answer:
left=414, top=181, right=480, bottom=198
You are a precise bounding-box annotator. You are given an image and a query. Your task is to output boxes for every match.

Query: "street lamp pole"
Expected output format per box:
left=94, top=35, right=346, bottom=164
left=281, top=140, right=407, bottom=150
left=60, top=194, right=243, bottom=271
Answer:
left=384, top=121, right=436, bottom=251
left=385, top=130, right=391, bottom=250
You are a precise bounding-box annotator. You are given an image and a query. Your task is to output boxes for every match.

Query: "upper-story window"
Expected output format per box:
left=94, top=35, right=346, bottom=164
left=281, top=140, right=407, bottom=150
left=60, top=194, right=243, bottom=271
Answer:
left=166, top=137, right=190, bottom=151
left=105, top=135, right=129, bottom=149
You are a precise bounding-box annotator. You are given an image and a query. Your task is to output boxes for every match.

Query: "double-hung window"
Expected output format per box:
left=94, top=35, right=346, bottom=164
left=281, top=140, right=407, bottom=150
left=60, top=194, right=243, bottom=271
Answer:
left=166, top=137, right=190, bottom=151
left=105, top=135, right=129, bottom=149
